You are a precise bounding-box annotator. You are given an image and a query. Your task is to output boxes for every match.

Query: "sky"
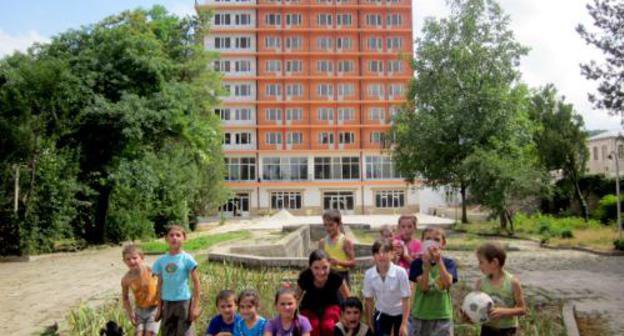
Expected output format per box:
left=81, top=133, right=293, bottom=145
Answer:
left=0, top=0, right=620, bottom=130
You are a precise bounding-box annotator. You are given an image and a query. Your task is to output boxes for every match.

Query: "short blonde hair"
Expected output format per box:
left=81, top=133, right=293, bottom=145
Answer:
left=421, top=227, right=446, bottom=243
left=166, top=224, right=187, bottom=238
left=122, top=244, right=144, bottom=258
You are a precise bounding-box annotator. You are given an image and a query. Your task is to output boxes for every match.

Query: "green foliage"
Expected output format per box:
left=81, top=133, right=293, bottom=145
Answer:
left=593, top=194, right=624, bottom=224
left=0, top=6, right=226, bottom=254
left=392, top=0, right=529, bottom=223
left=614, top=239, right=624, bottom=251
left=514, top=213, right=601, bottom=239
left=138, top=231, right=252, bottom=254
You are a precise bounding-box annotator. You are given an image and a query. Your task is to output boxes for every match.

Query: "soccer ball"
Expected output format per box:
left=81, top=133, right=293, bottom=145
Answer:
left=461, top=291, right=494, bottom=324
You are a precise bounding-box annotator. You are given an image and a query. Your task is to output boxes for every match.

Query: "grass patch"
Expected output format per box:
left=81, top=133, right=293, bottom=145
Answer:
left=65, top=263, right=565, bottom=336
left=576, top=313, right=611, bottom=336
left=547, top=226, right=619, bottom=251
left=138, top=231, right=251, bottom=254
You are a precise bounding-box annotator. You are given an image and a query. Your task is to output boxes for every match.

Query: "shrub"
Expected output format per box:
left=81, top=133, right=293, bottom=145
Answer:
left=559, top=228, right=574, bottom=239
left=593, top=194, right=623, bottom=224
left=614, top=239, right=624, bottom=251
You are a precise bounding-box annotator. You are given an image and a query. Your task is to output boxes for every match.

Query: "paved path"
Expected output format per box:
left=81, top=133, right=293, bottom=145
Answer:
left=1, top=236, right=622, bottom=335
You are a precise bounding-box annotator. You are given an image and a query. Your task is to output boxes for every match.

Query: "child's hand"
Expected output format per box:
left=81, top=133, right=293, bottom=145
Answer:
left=399, top=322, right=408, bottom=336
left=189, top=304, right=201, bottom=322
left=430, top=246, right=442, bottom=263
left=328, top=257, right=339, bottom=266
left=422, top=251, right=431, bottom=265
left=488, top=307, right=506, bottom=320
left=155, top=306, right=162, bottom=322
left=129, top=313, right=138, bottom=326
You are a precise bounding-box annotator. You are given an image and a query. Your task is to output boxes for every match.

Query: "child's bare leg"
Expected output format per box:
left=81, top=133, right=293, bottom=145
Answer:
left=135, top=330, right=145, bottom=336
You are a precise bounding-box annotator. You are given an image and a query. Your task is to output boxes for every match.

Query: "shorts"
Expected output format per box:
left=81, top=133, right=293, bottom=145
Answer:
left=135, top=306, right=160, bottom=334
left=374, top=311, right=403, bottom=336
left=413, top=318, right=453, bottom=336
left=162, top=300, right=194, bottom=336
left=480, top=325, right=517, bottom=336
left=334, top=270, right=351, bottom=287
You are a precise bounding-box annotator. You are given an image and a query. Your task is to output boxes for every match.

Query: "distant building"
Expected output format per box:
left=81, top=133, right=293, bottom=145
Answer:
left=195, top=0, right=419, bottom=216
left=586, top=130, right=624, bottom=178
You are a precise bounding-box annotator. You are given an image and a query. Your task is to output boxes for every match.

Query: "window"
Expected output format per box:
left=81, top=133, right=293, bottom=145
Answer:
left=366, top=14, right=382, bottom=26
left=317, top=60, right=334, bottom=73
left=339, top=132, right=355, bottom=144
left=337, top=60, right=354, bottom=73
left=619, top=144, right=624, bottom=159
left=214, top=60, right=231, bottom=73
left=367, top=84, right=384, bottom=98
left=338, top=83, right=354, bottom=97
left=218, top=108, right=253, bottom=121
left=235, top=60, right=251, bottom=72
left=323, top=191, right=354, bottom=210
left=593, top=146, right=598, bottom=160
left=286, top=132, right=303, bottom=144
left=602, top=145, right=607, bottom=160
left=236, top=14, right=251, bottom=25
left=386, top=37, right=402, bottom=50
left=388, top=84, right=404, bottom=97
left=318, top=107, right=334, bottom=121
left=370, top=131, right=387, bottom=144
left=285, top=59, right=303, bottom=72
left=338, top=107, right=355, bottom=121
left=214, top=14, right=231, bottom=26
left=235, top=37, right=251, bottom=49
left=369, top=107, right=385, bottom=120
left=387, top=60, right=403, bottom=73
left=285, top=36, right=303, bottom=50
left=319, top=132, right=335, bottom=144
left=270, top=191, right=302, bottom=209
left=366, top=156, right=401, bottom=179
left=386, top=13, right=402, bottom=26
left=375, top=190, right=405, bottom=208
left=265, top=13, right=281, bottom=26
left=336, top=14, right=352, bottom=26
left=368, top=60, right=384, bottom=73
left=317, top=37, right=333, bottom=51
left=336, top=37, right=353, bottom=50
left=215, top=37, right=231, bottom=49
left=367, top=37, right=383, bottom=50
left=235, top=132, right=252, bottom=144
left=286, top=108, right=303, bottom=121
left=317, top=14, right=333, bottom=26
left=265, top=108, right=282, bottom=121
left=317, top=84, right=334, bottom=98
left=285, top=13, right=302, bottom=26
left=266, top=60, right=282, bottom=72
left=216, top=108, right=231, bottom=120
left=225, top=157, right=256, bottom=181
left=262, top=157, right=308, bottom=180
left=266, top=84, right=282, bottom=97
left=388, top=106, right=400, bottom=119
left=235, top=108, right=252, bottom=121
left=286, top=83, right=303, bottom=97
left=265, top=132, right=283, bottom=145
left=265, top=36, right=282, bottom=49
left=233, top=84, right=252, bottom=97
left=314, top=157, right=360, bottom=180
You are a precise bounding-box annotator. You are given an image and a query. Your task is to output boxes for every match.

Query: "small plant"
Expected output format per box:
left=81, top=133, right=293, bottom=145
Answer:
left=614, top=239, right=624, bottom=251
left=559, top=228, right=574, bottom=239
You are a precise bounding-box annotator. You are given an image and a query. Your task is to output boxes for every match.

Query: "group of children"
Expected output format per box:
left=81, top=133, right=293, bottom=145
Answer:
left=120, top=210, right=526, bottom=336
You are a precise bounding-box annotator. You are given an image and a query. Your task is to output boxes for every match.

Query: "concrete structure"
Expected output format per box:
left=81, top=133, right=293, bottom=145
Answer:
left=586, top=130, right=624, bottom=178
left=196, top=0, right=416, bottom=216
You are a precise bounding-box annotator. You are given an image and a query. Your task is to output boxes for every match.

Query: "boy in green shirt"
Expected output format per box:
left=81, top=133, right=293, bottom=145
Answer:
left=409, top=228, right=458, bottom=336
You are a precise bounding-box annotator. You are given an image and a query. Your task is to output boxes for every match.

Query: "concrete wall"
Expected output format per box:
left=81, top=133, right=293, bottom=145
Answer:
left=230, top=225, right=310, bottom=257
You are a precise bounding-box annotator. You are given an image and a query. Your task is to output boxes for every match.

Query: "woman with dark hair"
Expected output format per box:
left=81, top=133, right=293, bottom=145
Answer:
left=296, top=249, right=350, bottom=336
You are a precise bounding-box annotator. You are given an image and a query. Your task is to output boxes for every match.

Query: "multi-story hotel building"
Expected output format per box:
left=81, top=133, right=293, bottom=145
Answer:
left=196, top=0, right=418, bottom=216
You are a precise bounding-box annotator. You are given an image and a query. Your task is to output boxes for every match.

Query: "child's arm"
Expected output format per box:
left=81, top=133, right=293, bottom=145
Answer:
left=338, top=238, right=356, bottom=269
left=190, top=267, right=201, bottom=322
left=399, top=297, right=410, bottom=336
left=155, top=274, right=163, bottom=321
left=431, top=248, right=453, bottom=289
left=318, top=238, right=325, bottom=250
left=490, top=278, right=527, bottom=319
left=416, top=253, right=431, bottom=292
left=338, top=280, right=351, bottom=299
left=364, top=297, right=375, bottom=331
left=120, top=277, right=137, bottom=326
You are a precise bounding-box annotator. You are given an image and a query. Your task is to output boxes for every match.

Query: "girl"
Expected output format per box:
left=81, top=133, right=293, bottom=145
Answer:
left=394, top=215, right=422, bottom=270
left=233, top=289, right=267, bottom=336
left=264, top=287, right=312, bottom=336
left=297, top=249, right=350, bottom=336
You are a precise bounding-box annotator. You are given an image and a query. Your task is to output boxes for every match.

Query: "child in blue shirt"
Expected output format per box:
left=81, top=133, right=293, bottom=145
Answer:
left=234, top=289, right=266, bottom=336
left=153, top=225, right=201, bottom=336
left=206, top=290, right=242, bottom=336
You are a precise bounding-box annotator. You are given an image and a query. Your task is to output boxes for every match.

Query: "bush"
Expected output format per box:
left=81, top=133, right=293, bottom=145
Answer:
left=559, top=228, right=574, bottom=239
left=614, top=239, right=624, bottom=251
left=593, top=194, right=623, bottom=224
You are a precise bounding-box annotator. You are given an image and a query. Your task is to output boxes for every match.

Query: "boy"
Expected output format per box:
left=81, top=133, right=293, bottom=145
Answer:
left=334, top=297, right=373, bottom=336
left=318, top=209, right=355, bottom=285
left=473, top=243, right=526, bottom=336
left=410, top=227, right=458, bottom=336
left=363, top=240, right=411, bottom=336
left=206, top=290, right=242, bottom=336
left=121, top=244, right=160, bottom=336
left=153, top=225, right=201, bottom=336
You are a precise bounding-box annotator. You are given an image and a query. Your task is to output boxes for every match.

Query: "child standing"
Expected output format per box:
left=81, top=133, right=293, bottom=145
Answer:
left=121, top=244, right=161, bottom=336
left=153, top=225, right=201, bottom=336
left=319, top=209, right=355, bottom=285
left=206, top=290, right=242, bottom=336
left=474, top=243, right=526, bottom=336
left=394, top=215, right=422, bottom=270
left=334, top=297, right=374, bottom=336
left=363, top=240, right=411, bottom=336
left=233, top=289, right=267, bottom=336
left=410, top=227, right=458, bottom=336
left=264, top=287, right=312, bottom=336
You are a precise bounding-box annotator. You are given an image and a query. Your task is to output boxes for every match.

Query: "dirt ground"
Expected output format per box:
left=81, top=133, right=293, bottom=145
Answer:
left=0, top=247, right=157, bottom=336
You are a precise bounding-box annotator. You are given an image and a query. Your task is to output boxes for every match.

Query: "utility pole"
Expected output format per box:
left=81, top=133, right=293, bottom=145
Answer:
left=13, top=164, right=20, bottom=214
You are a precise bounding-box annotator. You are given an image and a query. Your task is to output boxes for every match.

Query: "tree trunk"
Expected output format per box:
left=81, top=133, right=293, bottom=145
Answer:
left=90, top=184, right=112, bottom=244
left=506, top=209, right=514, bottom=235
left=572, top=171, right=589, bottom=222
left=499, top=211, right=508, bottom=232
left=460, top=182, right=468, bottom=223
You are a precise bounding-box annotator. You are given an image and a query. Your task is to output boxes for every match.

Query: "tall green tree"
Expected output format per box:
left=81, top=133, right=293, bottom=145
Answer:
left=393, top=0, right=529, bottom=223
left=529, top=84, right=590, bottom=220
left=576, top=0, right=624, bottom=124
left=0, top=6, right=226, bottom=253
